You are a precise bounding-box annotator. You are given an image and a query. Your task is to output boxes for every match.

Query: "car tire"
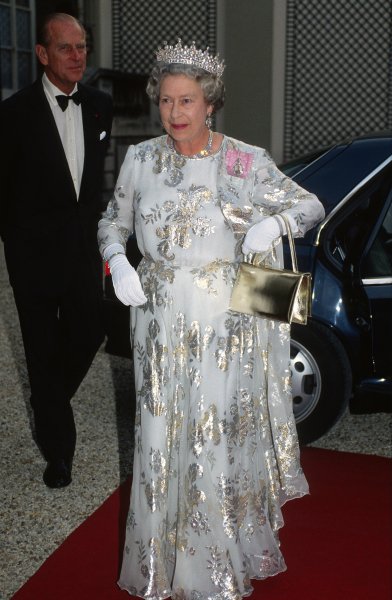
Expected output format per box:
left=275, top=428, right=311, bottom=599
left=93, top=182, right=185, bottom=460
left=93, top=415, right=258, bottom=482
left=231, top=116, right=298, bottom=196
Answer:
left=290, top=320, right=352, bottom=445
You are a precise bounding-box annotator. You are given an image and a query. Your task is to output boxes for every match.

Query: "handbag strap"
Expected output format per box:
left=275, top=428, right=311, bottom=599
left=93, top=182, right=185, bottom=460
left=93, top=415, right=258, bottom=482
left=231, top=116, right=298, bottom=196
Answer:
left=278, top=214, right=298, bottom=273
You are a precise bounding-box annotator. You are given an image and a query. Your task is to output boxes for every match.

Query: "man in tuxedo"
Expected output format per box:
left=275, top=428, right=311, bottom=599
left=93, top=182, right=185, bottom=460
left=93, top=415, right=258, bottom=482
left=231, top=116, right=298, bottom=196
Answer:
left=0, top=13, right=113, bottom=487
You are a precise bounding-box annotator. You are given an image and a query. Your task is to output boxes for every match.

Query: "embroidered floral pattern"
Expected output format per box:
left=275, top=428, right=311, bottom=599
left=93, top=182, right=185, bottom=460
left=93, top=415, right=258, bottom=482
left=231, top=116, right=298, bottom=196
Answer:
left=155, top=185, right=215, bottom=260
left=153, top=148, right=186, bottom=187
left=191, top=259, right=234, bottom=295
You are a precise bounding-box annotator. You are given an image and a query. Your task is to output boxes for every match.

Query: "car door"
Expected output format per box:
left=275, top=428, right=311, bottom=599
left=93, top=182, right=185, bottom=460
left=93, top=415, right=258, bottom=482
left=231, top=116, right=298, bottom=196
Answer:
left=312, top=161, right=392, bottom=400
left=359, top=190, right=392, bottom=388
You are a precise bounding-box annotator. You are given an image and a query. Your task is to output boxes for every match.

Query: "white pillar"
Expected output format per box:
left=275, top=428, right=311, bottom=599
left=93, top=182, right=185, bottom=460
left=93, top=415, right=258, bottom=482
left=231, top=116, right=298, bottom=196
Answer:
left=270, top=0, right=287, bottom=163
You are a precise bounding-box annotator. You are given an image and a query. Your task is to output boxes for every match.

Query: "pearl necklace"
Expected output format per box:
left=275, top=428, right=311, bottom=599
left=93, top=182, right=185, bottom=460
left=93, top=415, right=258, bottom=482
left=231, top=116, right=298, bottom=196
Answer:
left=168, top=130, right=214, bottom=159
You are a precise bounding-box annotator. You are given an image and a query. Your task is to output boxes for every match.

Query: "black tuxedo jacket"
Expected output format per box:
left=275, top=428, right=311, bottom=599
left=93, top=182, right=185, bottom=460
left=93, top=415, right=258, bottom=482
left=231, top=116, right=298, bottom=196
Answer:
left=0, top=79, right=113, bottom=294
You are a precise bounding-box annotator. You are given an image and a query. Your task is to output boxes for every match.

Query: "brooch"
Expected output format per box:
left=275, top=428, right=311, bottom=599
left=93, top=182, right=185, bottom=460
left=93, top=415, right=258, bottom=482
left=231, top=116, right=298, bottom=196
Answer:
left=225, top=150, right=253, bottom=178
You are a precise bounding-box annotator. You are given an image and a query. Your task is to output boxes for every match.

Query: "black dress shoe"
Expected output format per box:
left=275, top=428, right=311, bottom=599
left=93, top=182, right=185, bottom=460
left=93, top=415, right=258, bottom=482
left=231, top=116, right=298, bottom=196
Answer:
left=43, top=458, right=72, bottom=488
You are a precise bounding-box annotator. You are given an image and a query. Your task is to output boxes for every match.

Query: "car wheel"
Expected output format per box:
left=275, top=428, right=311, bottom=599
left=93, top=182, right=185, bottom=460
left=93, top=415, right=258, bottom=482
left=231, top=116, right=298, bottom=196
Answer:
left=290, top=320, right=352, bottom=445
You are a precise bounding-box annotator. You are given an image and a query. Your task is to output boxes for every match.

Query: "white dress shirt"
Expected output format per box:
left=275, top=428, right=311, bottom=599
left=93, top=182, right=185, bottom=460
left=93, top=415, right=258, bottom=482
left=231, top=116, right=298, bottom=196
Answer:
left=42, top=73, right=85, bottom=198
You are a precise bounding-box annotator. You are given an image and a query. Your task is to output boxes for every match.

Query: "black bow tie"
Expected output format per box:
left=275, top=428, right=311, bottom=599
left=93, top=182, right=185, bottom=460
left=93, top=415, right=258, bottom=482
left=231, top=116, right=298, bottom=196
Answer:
left=56, top=91, right=82, bottom=111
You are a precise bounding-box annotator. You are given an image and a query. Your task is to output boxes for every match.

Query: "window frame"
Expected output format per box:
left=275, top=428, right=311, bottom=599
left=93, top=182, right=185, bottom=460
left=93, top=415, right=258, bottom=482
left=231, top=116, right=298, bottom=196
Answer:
left=0, top=0, right=36, bottom=99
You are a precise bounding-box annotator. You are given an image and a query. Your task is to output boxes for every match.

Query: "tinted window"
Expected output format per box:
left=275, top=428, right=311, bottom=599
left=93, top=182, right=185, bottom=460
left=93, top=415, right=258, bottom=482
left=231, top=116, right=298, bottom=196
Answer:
left=324, top=166, right=392, bottom=270
left=362, top=200, right=392, bottom=277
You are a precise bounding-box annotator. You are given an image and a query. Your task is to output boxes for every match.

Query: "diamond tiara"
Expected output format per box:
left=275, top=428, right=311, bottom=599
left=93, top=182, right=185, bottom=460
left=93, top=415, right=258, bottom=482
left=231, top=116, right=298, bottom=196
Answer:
left=155, top=39, right=225, bottom=78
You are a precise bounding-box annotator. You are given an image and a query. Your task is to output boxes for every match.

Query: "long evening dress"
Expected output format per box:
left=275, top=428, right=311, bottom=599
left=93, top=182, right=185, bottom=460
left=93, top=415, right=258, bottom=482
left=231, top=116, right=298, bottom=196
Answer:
left=98, top=135, right=325, bottom=600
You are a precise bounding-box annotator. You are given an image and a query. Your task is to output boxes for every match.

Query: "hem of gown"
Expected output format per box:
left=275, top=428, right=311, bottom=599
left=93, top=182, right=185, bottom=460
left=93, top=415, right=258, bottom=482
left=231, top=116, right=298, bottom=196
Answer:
left=117, top=581, right=172, bottom=599
left=117, top=564, right=288, bottom=600
left=117, top=490, right=308, bottom=599
left=280, top=488, right=309, bottom=508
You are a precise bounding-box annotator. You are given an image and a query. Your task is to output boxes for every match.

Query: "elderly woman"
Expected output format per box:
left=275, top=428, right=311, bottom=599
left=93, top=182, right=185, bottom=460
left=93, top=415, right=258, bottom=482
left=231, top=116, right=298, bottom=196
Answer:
left=98, top=40, right=325, bottom=599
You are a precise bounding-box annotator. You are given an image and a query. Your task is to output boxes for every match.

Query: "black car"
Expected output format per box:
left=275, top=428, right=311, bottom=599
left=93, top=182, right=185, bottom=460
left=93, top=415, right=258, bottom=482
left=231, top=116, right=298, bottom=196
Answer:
left=103, top=133, right=392, bottom=444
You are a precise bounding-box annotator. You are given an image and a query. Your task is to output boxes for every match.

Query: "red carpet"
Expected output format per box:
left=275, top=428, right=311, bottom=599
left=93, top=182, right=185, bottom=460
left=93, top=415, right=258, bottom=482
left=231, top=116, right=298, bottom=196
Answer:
left=11, top=448, right=392, bottom=600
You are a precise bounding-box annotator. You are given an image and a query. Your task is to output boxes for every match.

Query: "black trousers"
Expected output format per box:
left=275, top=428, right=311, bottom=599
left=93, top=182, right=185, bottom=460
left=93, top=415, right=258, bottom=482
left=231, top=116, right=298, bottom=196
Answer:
left=12, top=262, right=104, bottom=462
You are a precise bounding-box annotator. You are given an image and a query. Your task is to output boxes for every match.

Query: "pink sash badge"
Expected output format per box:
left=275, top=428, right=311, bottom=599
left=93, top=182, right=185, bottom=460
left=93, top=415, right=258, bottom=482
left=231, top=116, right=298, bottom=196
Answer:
left=225, top=150, right=254, bottom=178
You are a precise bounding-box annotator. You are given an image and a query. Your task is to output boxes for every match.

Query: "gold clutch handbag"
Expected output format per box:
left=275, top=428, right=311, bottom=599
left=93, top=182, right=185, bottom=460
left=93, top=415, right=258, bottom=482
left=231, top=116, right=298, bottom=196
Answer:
left=230, top=215, right=311, bottom=325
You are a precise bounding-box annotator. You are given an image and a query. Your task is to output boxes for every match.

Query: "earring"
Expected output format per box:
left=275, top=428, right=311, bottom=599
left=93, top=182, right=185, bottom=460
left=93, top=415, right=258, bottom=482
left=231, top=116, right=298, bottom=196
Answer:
left=205, top=114, right=212, bottom=129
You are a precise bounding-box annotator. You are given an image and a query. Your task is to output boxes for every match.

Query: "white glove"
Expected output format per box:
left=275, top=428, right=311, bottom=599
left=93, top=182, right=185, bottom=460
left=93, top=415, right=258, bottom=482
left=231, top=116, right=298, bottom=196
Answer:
left=242, top=214, right=298, bottom=255
left=242, top=216, right=281, bottom=255
left=107, top=252, right=147, bottom=307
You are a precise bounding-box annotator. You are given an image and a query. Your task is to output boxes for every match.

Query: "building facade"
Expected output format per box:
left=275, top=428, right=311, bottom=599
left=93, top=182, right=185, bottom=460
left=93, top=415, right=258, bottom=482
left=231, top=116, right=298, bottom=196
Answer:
left=1, top=0, right=391, bottom=163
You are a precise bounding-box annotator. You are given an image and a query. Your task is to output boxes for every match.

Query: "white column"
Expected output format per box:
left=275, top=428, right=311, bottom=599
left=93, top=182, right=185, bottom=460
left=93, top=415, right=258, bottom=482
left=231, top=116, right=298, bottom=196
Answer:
left=270, top=0, right=287, bottom=163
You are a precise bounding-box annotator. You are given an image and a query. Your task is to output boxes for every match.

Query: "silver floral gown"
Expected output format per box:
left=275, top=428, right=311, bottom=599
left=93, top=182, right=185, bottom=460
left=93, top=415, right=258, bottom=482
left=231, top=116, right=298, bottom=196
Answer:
left=98, top=135, right=325, bottom=600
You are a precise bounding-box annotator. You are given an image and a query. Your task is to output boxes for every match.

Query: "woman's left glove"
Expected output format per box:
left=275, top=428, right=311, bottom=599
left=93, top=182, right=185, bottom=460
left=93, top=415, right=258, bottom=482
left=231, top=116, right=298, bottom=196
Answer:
left=242, top=216, right=281, bottom=255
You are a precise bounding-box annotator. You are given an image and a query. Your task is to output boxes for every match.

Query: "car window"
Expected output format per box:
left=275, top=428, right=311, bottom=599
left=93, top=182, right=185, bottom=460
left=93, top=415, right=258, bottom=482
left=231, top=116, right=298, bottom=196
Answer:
left=361, top=201, right=392, bottom=277
left=325, top=167, right=392, bottom=270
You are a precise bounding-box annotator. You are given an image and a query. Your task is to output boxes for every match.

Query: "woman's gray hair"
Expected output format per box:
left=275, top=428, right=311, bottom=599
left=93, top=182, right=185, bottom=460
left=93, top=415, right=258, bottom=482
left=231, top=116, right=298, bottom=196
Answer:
left=146, top=63, right=225, bottom=112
